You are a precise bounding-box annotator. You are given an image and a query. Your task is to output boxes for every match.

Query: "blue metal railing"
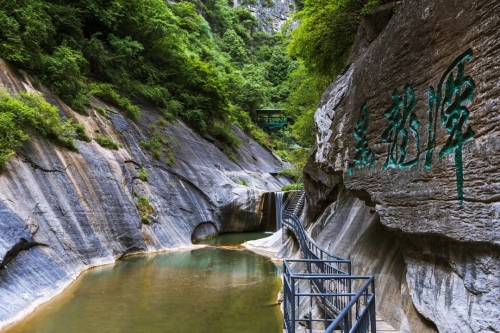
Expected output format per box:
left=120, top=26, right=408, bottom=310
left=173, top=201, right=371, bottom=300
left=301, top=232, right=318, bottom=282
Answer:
left=282, top=212, right=351, bottom=275
left=324, top=277, right=376, bottom=333
left=281, top=191, right=376, bottom=333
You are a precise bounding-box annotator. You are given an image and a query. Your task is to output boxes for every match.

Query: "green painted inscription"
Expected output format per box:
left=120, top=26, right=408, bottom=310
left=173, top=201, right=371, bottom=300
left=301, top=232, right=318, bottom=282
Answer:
left=380, top=84, right=420, bottom=169
left=348, top=103, right=375, bottom=177
left=348, top=49, right=476, bottom=204
left=425, top=49, right=475, bottom=204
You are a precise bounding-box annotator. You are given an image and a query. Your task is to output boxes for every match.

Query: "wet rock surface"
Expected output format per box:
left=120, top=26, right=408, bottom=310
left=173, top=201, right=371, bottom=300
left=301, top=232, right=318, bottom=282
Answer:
left=0, top=59, right=289, bottom=328
left=305, top=0, right=500, bottom=332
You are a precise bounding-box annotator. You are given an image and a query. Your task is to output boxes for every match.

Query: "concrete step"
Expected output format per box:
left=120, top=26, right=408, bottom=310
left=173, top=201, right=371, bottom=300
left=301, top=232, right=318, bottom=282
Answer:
left=376, top=316, right=399, bottom=333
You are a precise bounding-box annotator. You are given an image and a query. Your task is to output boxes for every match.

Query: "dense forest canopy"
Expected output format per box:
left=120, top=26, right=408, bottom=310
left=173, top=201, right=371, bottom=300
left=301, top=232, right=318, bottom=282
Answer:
left=0, top=0, right=388, bottom=172
left=286, top=0, right=393, bottom=148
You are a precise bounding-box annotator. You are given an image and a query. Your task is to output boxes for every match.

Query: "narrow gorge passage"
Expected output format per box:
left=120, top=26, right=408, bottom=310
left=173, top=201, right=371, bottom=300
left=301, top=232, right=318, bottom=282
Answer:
left=4, top=233, right=283, bottom=333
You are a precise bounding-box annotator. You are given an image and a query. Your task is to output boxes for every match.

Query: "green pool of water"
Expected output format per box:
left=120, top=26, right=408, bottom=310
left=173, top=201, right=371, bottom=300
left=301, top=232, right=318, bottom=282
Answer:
left=5, top=233, right=283, bottom=333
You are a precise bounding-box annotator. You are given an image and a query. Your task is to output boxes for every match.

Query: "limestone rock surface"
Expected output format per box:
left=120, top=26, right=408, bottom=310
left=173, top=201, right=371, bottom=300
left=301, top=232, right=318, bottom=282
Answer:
left=306, top=0, right=500, bottom=332
left=0, top=59, right=288, bottom=329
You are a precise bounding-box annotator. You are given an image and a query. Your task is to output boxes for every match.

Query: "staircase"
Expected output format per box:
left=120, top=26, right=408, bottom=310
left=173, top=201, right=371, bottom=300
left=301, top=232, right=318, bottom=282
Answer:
left=284, top=190, right=306, bottom=217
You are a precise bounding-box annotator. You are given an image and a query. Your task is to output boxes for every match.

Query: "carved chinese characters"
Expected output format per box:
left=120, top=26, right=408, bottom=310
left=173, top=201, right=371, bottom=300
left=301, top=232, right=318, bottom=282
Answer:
left=348, top=50, right=476, bottom=204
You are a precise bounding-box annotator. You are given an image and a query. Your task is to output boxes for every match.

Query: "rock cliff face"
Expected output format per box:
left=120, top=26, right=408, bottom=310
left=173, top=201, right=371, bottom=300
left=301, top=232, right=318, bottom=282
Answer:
left=0, top=60, right=288, bottom=329
left=235, top=0, right=296, bottom=33
left=305, top=0, right=500, bottom=332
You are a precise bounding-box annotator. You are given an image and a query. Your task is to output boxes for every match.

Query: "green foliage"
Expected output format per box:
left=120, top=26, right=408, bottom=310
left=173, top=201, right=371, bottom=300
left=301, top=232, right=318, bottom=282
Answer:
left=262, top=0, right=275, bottom=8
left=184, top=109, right=206, bottom=132
left=95, top=135, right=120, bottom=150
left=0, top=111, right=28, bottom=167
left=0, top=89, right=77, bottom=167
left=136, top=196, right=155, bottom=224
left=221, top=29, right=248, bottom=65
left=138, top=167, right=152, bottom=182
left=0, top=0, right=316, bottom=156
left=155, top=118, right=168, bottom=130
left=210, top=122, right=241, bottom=148
left=94, top=106, right=110, bottom=119
left=240, top=0, right=258, bottom=6
left=140, top=125, right=175, bottom=166
left=250, top=126, right=274, bottom=148
left=228, top=65, right=270, bottom=119
left=228, top=106, right=274, bottom=148
left=278, top=148, right=309, bottom=181
left=361, top=0, right=385, bottom=14
left=278, top=166, right=301, bottom=181
left=90, top=83, right=140, bottom=120
left=281, top=183, right=304, bottom=191
left=286, top=65, right=329, bottom=117
left=159, top=110, right=178, bottom=125
left=292, top=108, right=317, bottom=147
left=284, top=0, right=374, bottom=149
left=288, top=0, right=382, bottom=79
left=42, top=45, right=90, bottom=113
left=236, top=179, right=249, bottom=187
left=73, top=124, right=91, bottom=142
left=283, top=1, right=388, bottom=149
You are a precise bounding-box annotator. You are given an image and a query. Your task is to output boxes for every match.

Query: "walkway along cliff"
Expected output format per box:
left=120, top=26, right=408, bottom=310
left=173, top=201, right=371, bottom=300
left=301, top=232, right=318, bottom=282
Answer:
left=279, top=190, right=378, bottom=333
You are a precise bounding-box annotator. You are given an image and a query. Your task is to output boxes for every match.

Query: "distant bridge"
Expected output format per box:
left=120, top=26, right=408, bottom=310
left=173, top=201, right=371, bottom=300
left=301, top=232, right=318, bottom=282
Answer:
left=256, top=108, right=288, bottom=131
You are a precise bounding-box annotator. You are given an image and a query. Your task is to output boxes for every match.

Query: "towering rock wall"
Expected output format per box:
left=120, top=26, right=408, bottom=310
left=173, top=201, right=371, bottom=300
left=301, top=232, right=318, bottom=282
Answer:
left=306, top=0, right=500, bottom=332
left=0, top=60, right=288, bottom=329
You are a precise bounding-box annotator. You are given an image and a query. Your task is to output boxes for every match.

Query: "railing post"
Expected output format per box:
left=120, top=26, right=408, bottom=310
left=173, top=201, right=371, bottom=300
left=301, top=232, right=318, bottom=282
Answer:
left=291, top=276, right=296, bottom=333
left=343, top=314, right=349, bottom=333
left=370, top=280, right=376, bottom=333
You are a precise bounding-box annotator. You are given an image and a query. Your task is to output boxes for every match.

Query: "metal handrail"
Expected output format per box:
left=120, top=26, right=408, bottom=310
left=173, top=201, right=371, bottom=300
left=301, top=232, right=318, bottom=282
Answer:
left=284, top=259, right=351, bottom=278
left=324, top=277, right=376, bottom=333
left=283, top=259, right=376, bottom=333
left=281, top=190, right=376, bottom=333
left=283, top=212, right=349, bottom=265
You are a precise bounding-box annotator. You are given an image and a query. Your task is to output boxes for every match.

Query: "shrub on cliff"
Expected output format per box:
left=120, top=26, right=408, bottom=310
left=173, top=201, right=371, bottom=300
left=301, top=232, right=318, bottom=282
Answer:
left=0, top=89, right=77, bottom=167
left=89, top=84, right=139, bottom=121
left=136, top=196, right=156, bottom=224
left=95, top=135, right=120, bottom=150
left=140, top=125, right=176, bottom=166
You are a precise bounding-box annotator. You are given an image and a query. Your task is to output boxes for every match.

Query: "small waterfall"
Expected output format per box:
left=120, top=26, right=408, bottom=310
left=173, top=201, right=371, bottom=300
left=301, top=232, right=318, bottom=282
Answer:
left=275, top=192, right=284, bottom=231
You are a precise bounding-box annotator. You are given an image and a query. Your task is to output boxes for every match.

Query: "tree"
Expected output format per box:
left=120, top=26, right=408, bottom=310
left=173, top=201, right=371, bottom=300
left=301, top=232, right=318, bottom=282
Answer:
left=221, top=29, right=248, bottom=65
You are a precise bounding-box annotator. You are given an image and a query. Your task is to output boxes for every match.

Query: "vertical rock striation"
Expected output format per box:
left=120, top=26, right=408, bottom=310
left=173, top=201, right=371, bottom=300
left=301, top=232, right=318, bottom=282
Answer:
left=0, top=59, right=289, bottom=329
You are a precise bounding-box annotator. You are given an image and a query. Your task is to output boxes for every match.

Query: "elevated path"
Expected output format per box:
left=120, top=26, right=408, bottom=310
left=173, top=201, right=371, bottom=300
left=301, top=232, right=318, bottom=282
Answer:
left=280, top=191, right=398, bottom=333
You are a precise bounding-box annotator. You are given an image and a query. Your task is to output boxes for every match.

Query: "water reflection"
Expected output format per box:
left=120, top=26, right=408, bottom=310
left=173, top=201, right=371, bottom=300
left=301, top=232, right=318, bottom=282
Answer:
left=5, top=233, right=282, bottom=333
